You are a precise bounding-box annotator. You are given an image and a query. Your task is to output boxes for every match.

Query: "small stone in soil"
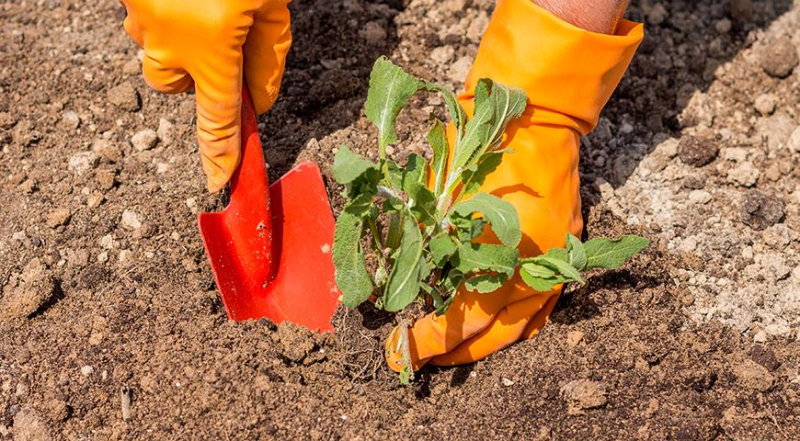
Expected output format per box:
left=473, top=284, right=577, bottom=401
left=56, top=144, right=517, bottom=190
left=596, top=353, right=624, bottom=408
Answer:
left=18, top=179, right=36, bottom=194
left=0, top=111, right=17, bottom=129
left=68, top=151, right=99, bottom=176
left=682, top=175, right=706, bottom=190
left=121, top=209, right=142, bottom=230
left=46, top=208, right=71, bottom=228
left=759, top=37, right=799, bottom=78
left=0, top=259, right=57, bottom=324
left=727, top=161, right=760, bottom=187
left=741, top=190, right=784, bottom=230
left=157, top=118, right=174, bottom=146
left=733, top=359, right=774, bottom=391
left=107, top=82, right=141, bottom=112
left=360, top=21, right=387, bottom=44
left=561, top=379, right=607, bottom=411
left=753, top=93, right=777, bottom=116
left=567, top=330, right=584, bottom=347
left=750, top=345, right=780, bottom=371
left=762, top=224, right=790, bottom=250
left=678, top=136, right=718, bottom=167
left=729, top=0, right=753, bottom=20
left=788, top=127, right=800, bottom=154
left=87, top=192, right=104, bottom=208
left=95, top=168, right=117, bottom=190
left=13, top=408, right=50, bottom=441
left=92, top=139, right=123, bottom=163
left=60, top=110, right=81, bottom=130
left=448, top=56, right=472, bottom=83
left=131, top=129, right=158, bottom=151
left=122, top=58, right=140, bottom=75
left=714, top=18, right=732, bottom=34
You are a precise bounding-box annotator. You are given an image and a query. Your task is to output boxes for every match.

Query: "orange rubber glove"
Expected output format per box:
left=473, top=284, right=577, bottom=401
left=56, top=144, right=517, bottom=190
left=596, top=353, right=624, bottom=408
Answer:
left=386, top=0, right=643, bottom=371
left=120, top=0, right=292, bottom=192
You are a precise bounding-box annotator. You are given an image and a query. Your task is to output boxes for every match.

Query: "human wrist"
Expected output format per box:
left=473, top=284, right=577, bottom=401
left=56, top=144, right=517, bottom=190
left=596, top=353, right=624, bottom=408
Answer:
left=531, top=0, right=629, bottom=34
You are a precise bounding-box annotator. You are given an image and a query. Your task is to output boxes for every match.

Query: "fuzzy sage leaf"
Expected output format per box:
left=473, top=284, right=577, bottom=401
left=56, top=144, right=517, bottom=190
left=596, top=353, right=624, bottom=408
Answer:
left=584, top=236, right=650, bottom=270
left=365, top=56, right=423, bottom=153
left=332, top=210, right=373, bottom=307
left=450, top=193, right=521, bottom=248
left=383, top=217, right=426, bottom=312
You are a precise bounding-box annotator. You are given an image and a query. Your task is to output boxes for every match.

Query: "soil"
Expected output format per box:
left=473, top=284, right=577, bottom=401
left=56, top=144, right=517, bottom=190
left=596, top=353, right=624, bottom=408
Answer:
left=1, top=0, right=799, bottom=439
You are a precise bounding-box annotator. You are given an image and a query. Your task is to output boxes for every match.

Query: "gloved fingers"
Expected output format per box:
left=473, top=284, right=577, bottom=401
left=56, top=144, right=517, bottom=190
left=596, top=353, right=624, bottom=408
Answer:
left=121, top=3, right=145, bottom=48
left=192, top=62, right=244, bottom=193
left=142, top=54, right=193, bottom=94
left=244, top=1, right=292, bottom=115
left=429, top=291, right=559, bottom=366
left=522, top=291, right=560, bottom=340
left=384, top=278, right=553, bottom=373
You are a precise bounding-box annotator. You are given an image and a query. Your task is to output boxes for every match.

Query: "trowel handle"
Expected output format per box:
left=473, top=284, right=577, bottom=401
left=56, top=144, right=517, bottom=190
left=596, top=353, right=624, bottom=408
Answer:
left=224, top=87, right=276, bottom=280
left=228, top=88, right=270, bottom=207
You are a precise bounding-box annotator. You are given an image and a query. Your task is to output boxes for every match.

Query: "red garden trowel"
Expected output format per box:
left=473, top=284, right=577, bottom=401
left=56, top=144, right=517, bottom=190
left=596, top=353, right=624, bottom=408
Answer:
left=198, top=88, right=340, bottom=332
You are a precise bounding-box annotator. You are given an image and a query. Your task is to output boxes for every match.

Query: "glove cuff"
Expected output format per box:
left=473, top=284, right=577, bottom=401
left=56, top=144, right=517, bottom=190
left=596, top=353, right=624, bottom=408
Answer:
left=463, top=0, right=644, bottom=135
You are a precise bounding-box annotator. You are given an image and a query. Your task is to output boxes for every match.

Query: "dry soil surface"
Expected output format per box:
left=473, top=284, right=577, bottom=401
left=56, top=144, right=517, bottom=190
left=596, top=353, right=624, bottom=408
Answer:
left=1, top=0, right=799, bottom=439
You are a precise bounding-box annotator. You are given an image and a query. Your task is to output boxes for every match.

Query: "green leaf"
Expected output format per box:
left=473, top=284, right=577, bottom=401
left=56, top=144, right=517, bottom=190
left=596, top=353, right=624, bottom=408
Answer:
left=428, top=119, right=449, bottom=197
left=332, top=145, right=377, bottom=185
left=332, top=211, right=373, bottom=308
left=470, top=218, right=488, bottom=239
left=450, top=79, right=527, bottom=173
left=402, top=154, right=427, bottom=194
left=461, top=151, right=505, bottom=196
left=385, top=212, right=403, bottom=250
left=424, top=81, right=466, bottom=133
left=519, top=267, right=567, bottom=292
left=519, top=261, right=556, bottom=279
left=545, top=247, right=569, bottom=262
left=536, top=255, right=584, bottom=284
left=451, top=96, right=494, bottom=173
left=385, top=160, right=403, bottom=189
left=407, top=183, right=436, bottom=226
left=584, top=235, right=650, bottom=270
left=365, top=57, right=423, bottom=151
left=566, top=233, right=587, bottom=271
left=450, top=214, right=473, bottom=243
left=343, top=193, right=373, bottom=217
left=474, top=79, right=491, bottom=109
left=453, top=243, right=518, bottom=279
left=450, top=193, right=521, bottom=248
left=483, top=81, right=527, bottom=151
left=429, top=234, right=457, bottom=266
left=383, top=217, right=425, bottom=312
left=464, top=273, right=507, bottom=293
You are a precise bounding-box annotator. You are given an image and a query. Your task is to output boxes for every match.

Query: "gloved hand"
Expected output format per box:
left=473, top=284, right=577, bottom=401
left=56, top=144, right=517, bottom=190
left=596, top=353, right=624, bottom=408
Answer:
left=386, top=0, right=643, bottom=371
left=121, top=0, right=292, bottom=192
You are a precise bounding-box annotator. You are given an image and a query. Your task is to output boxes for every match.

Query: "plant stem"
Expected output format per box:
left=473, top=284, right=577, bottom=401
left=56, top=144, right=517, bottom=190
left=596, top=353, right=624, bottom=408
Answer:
left=399, top=318, right=414, bottom=381
left=366, top=216, right=387, bottom=272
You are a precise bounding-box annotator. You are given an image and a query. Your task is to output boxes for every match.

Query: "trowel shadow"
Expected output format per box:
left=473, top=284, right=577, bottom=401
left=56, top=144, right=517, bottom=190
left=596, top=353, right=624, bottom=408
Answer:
left=258, top=0, right=404, bottom=178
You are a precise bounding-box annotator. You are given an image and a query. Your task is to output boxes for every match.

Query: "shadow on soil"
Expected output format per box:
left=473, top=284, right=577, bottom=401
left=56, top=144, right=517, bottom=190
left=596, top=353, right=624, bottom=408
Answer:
left=259, top=0, right=404, bottom=177
left=581, top=0, right=793, bottom=200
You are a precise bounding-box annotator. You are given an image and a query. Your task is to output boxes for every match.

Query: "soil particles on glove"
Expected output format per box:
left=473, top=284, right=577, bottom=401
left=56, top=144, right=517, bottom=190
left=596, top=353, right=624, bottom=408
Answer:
left=1, top=0, right=799, bottom=439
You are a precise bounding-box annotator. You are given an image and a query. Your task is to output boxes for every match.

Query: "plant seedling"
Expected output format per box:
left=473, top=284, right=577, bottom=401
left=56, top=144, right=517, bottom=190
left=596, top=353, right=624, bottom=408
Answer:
left=331, top=57, right=649, bottom=383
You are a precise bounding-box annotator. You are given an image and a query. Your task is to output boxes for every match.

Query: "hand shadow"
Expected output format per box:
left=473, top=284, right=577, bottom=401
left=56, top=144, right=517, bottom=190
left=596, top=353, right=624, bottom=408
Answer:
left=580, top=0, right=793, bottom=204
left=258, top=0, right=404, bottom=177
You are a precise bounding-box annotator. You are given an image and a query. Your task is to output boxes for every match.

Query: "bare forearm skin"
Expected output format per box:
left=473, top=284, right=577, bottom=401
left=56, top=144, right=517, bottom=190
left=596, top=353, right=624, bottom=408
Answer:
left=533, top=0, right=630, bottom=34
